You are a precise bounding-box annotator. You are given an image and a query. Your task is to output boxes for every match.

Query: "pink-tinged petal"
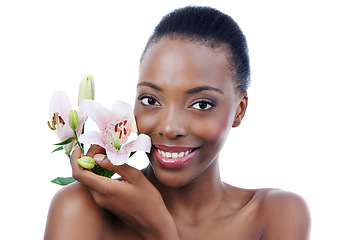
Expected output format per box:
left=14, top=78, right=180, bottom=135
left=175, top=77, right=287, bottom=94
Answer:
left=85, top=100, right=113, bottom=130
left=123, top=134, right=152, bottom=153
left=111, top=100, right=133, bottom=120
left=78, top=99, right=89, bottom=120
left=63, top=141, right=76, bottom=155
left=130, top=119, right=137, bottom=133
left=48, top=91, right=74, bottom=141
left=49, top=91, right=72, bottom=120
left=106, top=134, right=151, bottom=165
left=75, top=100, right=89, bottom=136
left=106, top=148, right=130, bottom=165
left=59, top=129, right=75, bottom=142
left=78, top=131, right=105, bottom=148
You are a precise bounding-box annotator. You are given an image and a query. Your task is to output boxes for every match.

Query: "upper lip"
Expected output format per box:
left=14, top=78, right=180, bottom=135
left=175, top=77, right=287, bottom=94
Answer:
left=153, top=144, right=198, bottom=152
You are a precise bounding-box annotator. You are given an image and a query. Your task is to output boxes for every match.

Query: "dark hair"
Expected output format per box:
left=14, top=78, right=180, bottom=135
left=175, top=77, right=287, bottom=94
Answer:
left=142, top=6, right=250, bottom=92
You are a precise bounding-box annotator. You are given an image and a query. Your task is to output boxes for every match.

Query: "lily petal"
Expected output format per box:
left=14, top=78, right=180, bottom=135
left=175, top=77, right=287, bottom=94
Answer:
left=78, top=99, right=89, bottom=120
left=106, top=148, right=131, bottom=165
left=124, top=134, right=152, bottom=153
left=75, top=102, right=87, bottom=137
left=85, top=100, right=113, bottom=130
left=107, top=134, right=151, bottom=165
left=111, top=100, right=133, bottom=120
left=49, top=91, right=75, bottom=154
left=78, top=131, right=105, bottom=148
left=49, top=91, right=72, bottom=121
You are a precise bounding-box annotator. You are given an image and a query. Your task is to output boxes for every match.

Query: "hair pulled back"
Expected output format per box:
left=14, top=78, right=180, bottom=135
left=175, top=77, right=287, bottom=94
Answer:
left=142, top=6, right=251, bottom=92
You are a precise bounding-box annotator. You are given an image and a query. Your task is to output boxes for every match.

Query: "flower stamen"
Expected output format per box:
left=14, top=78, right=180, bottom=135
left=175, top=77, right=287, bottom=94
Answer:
left=119, top=130, right=122, bottom=139
left=48, top=113, right=66, bottom=131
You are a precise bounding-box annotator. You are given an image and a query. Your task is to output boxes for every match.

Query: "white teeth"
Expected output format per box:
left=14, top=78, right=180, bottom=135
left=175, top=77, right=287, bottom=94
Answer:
left=157, top=149, right=192, bottom=159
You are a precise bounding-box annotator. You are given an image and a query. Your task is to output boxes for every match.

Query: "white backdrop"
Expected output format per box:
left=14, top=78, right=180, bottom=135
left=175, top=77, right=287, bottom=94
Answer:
left=1, top=1, right=359, bottom=239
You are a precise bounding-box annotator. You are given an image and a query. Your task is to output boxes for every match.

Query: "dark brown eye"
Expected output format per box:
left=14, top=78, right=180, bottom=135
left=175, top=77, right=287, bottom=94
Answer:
left=139, top=96, right=160, bottom=106
left=191, top=101, right=214, bottom=110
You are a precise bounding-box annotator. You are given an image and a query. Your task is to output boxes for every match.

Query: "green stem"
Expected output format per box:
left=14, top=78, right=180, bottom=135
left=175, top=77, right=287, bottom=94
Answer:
left=73, top=130, right=84, bottom=154
left=67, top=152, right=71, bottom=163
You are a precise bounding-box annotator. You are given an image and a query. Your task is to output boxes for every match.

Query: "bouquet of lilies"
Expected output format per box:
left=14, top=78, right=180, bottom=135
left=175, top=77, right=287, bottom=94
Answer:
left=48, top=75, right=151, bottom=185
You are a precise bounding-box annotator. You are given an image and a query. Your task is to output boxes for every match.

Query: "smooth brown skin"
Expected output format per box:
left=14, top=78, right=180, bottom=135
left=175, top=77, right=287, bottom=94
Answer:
left=45, top=39, right=311, bottom=240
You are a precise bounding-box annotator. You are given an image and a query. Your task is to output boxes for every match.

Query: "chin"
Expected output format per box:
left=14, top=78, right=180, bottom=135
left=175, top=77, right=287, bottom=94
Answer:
left=151, top=160, right=195, bottom=188
left=145, top=151, right=197, bottom=188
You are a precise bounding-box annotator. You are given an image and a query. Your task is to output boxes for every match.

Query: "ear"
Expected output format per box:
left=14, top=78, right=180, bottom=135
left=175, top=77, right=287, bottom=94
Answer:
left=232, top=92, right=248, bottom=127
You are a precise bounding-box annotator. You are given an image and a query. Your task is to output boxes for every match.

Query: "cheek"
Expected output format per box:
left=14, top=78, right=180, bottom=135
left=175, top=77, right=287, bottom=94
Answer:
left=191, top=111, right=233, bottom=146
left=134, top=105, right=157, bottom=135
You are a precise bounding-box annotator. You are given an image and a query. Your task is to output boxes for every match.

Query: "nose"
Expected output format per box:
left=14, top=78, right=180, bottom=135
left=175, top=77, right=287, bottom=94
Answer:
left=157, top=106, right=188, bottom=139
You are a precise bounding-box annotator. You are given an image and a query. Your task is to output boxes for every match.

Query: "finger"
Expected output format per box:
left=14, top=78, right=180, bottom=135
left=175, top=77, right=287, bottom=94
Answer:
left=75, top=171, right=128, bottom=208
left=86, top=144, right=106, bottom=157
left=70, top=147, right=137, bottom=209
left=71, top=146, right=100, bottom=182
left=70, top=146, right=83, bottom=174
left=71, top=150, right=122, bottom=191
left=94, top=156, right=144, bottom=184
left=71, top=146, right=92, bottom=182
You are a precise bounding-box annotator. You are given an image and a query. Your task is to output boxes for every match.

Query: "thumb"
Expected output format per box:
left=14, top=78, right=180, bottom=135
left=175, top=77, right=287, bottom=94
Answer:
left=93, top=154, right=143, bottom=183
left=71, top=146, right=82, bottom=170
left=71, top=146, right=87, bottom=181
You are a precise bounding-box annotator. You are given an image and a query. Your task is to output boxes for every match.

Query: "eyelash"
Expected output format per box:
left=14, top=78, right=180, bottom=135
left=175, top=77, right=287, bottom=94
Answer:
left=190, top=99, right=215, bottom=111
left=138, top=95, right=215, bottom=111
left=138, top=95, right=160, bottom=106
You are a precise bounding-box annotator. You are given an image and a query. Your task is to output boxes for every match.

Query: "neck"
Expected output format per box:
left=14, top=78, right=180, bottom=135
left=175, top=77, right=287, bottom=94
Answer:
left=145, top=159, right=226, bottom=223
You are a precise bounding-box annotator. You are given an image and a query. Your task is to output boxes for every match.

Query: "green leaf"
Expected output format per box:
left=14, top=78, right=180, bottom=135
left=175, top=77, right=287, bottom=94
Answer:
left=129, top=151, right=136, bottom=158
left=94, top=164, right=115, bottom=178
left=51, top=146, right=64, bottom=153
left=53, top=137, right=75, bottom=146
left=51, top=177, right=76, bottom=186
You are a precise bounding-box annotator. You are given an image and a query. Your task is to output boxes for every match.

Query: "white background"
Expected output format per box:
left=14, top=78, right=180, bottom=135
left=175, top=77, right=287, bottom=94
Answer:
left=1, top=0, right=359, bottom=239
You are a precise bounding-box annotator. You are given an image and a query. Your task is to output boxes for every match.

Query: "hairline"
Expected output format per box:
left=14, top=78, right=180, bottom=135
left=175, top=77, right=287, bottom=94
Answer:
left=140, top=35, right=241, bottom=95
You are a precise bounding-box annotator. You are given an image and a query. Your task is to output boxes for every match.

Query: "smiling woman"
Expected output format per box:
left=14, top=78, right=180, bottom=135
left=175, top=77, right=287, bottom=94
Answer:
left=135, top=38, right=245, bottom=188
left=44, top=6, right=310, bottom=240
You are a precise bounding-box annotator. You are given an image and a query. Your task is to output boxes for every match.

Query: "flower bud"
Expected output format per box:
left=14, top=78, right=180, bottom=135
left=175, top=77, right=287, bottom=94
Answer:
left=77, top=156, right=96, bottom=169
left=68, top=110, right=79, bottom=131
left=78, top=74, right=95, bottom=105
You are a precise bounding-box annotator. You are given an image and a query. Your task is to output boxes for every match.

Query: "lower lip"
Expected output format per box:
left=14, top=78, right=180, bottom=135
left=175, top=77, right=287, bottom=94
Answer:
left=153, top=147, right=199, bottom=169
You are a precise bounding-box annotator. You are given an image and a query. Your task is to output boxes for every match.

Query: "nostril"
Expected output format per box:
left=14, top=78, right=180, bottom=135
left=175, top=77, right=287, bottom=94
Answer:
left=158, top=124, right=188, bottom=139
left=157, top=108, right=188, bottom=139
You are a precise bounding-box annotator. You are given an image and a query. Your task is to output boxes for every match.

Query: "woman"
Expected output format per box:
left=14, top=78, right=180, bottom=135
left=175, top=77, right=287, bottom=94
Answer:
left=45, top=6, right=310, bottom=239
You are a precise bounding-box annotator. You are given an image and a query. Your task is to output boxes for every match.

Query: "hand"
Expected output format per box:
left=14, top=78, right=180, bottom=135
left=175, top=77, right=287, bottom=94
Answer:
left=71, top=145, right=179, bottom=240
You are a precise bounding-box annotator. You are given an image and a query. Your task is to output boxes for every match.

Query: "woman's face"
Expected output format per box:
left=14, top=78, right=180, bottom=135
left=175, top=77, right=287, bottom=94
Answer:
left=134, top=38, right=247, bottom=188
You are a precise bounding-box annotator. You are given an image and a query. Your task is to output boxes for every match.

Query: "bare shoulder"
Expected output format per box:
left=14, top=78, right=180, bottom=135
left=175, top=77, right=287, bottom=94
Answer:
left=44, top=182, right=104, bottom=240
left=256, top=188, right=309, bottom=212
left=256, top=188, right=311, bottom=240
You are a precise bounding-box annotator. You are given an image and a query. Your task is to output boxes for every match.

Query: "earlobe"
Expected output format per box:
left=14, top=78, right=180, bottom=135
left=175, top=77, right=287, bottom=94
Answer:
left=232, top=92, right=248, bottom=128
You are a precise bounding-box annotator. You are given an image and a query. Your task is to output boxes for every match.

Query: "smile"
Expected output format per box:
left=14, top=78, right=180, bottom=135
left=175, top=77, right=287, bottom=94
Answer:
left=157, top=149, right=193, bottom=159
left=152, top=145, right=199, bottom=168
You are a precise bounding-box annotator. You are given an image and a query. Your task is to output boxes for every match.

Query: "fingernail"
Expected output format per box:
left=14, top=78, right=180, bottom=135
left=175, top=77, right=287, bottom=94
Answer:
left=93, top=154, right=106, bottom=162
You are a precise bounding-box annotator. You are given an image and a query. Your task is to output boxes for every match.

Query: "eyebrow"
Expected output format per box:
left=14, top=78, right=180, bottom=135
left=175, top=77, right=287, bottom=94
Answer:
left=137, top=82, right=223, bottom=95
left=185, top=85, right=224, bottom=95
left=137, top=82, right=163, bottom=92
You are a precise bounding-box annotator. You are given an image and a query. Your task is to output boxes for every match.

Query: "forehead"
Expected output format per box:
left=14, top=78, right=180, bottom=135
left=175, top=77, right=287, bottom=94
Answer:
left=139, top=38, right=234, bottom=91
